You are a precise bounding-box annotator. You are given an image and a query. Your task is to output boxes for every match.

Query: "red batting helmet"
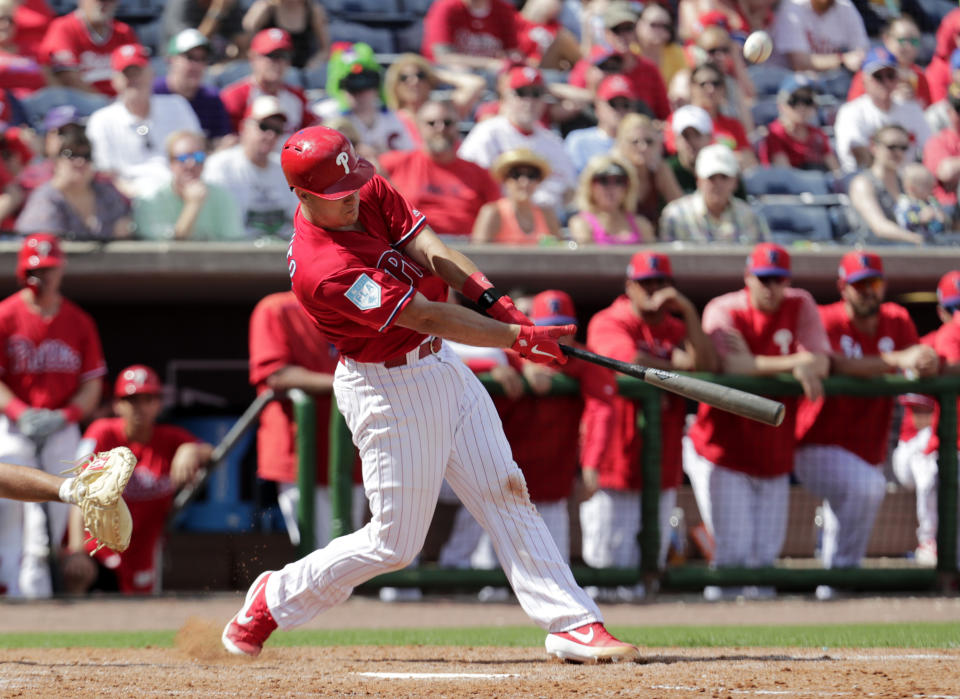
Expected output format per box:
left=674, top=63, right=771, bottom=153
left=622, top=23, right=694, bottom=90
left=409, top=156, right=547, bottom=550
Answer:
left=16, top=233, right=64, bottom=286
left=281, top=126, right=374, bottom=200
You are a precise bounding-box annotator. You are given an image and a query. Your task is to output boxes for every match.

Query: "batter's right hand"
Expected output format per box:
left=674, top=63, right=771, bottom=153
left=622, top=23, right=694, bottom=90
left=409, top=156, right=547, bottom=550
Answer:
left=488, top=294, right=533, bottom=326
left=511, top=324, right=575, bottom=365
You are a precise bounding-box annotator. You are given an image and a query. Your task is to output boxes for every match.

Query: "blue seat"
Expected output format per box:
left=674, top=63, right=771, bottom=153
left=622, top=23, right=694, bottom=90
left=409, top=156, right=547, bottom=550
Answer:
left=754, top=203, right=835, bottom=242
left=325, top=0, right=399, bottom=14
left=747, top=64, right=794, bottom=97
left=814, top=69, right=853, bottom=101
left=743, top=167, right=830, bottom=197
left=19, top=88, right=109, bottom=130
left=751, top=98, right=780, bottom=128
left=327, top=19, right=396, bottom=54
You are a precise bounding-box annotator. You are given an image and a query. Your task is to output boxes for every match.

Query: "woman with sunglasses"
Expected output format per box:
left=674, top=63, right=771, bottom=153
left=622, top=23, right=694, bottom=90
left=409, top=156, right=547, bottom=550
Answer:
left=132, top=129, right=243, bottom=240
left=848, top=124, right=926, bottom=245
left=636, top=3, right=687, bottom=88
left=689, top=24, right=755, bottom=133
left=15, top=130, right=131, bottom=240
left=471, top=148, right=561, bottom=244
left=612, top=113, right=683, bottom=225
left=759, top=75, right=840, bottom=172
left=847, top=17, right=931, bottom=108
left=383, top=53, right=486, bottom=147
left=568, top=154, right=655, bottom=245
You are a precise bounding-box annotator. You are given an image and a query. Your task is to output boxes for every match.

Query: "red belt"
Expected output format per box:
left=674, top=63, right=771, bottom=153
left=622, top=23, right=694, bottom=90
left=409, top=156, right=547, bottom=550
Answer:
left=383, top=337, right=442, bottom=368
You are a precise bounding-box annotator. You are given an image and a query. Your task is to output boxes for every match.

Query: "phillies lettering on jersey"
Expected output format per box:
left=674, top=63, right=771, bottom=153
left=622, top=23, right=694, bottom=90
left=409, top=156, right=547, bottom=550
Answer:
left=287, top=175, right=448, bottom=363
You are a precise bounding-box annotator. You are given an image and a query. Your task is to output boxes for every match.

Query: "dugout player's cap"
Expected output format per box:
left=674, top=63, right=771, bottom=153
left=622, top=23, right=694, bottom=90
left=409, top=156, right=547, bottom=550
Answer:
left=627, top=251, right=673, bottom=281
left=747, top=242, right=791, bottom=278
left=839, top=251, right=884, bottom=283
left=251, top=28, right=294, bottom=56
left=281, top=125, right=375, bottom=200
left=111, top=43, right=150, bottom=72
left=531, top=290, right=577, bottom=326
left=115, top=364, right=163, bottom=398
left=16, top=233, right=63, bottom=285
left=937, top=270, right=960, bottom=310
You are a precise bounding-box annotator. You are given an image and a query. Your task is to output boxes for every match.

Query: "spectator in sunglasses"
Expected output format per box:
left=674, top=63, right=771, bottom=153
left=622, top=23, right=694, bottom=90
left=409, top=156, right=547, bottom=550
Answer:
left=132, top=129, right=242, bottom=240
left=220, top=28, right=315, bottom=135
left=472, top=148, right=561, bottom=244
left=566, top=75, right=651, bottom=174
left=16, top=130, right=132, bottom=240
left=569, top=154, right=655, bottom=245
left=202, top=95, right=299, bottom=239
left=759, top=74, right=840, bottom=172
left=242, top=0, right=330, bottom=69
left=612, top=113, right=684, bottom=225
left=636, top=4, right=686, bottom=88
left=770, top=0, right=869, bottom=73
left=688, top=24, right=755, bottom=133
left=835, top=48, right=930, bottom=171
left=380, top=100, right=500, bottom=238
left=847, top=17, right=931, bottom=109
left=383, top=54, right=486, bottom=147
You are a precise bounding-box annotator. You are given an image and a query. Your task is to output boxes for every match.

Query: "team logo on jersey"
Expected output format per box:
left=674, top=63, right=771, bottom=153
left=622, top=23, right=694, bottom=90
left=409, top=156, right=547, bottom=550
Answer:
left=345, top=273, right=382, bottom=310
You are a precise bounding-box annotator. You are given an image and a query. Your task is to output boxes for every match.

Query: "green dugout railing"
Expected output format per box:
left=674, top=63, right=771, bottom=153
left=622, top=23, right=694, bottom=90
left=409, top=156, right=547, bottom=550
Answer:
left=292, top=374, right=960, bottom=593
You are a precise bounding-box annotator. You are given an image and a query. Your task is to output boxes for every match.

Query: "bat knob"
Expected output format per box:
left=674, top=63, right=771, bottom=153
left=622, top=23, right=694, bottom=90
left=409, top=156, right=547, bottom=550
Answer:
left=771, top=402, right=786, bottom=427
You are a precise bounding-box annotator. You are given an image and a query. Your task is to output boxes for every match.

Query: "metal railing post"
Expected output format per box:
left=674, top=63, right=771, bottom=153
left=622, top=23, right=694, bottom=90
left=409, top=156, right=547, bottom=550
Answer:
left=289, top=389, right=316, bottom=557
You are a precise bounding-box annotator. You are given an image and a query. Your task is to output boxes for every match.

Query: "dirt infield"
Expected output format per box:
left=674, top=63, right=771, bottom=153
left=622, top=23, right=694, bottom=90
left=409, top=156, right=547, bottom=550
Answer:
left=2, top=595, right=960, bottom=697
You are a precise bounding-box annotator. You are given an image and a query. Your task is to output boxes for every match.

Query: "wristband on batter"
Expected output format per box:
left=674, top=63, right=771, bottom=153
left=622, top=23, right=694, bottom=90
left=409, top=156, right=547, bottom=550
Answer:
left=462, top=272, right=503, bottom=310
left=4, top=397, right=28, bottom=421
left=62, top=404, right=83, bottom=423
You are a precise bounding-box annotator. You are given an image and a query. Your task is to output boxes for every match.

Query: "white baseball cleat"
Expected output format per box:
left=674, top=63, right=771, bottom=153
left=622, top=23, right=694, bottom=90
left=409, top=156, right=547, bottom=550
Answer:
left=222, top=571, right=278, bottom=657
left=545, top=622, right=640, bottom=663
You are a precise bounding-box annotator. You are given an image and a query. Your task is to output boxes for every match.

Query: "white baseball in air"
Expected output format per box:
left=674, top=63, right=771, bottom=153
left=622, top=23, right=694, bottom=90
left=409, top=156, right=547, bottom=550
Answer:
left=743, top=30, right=773, bottom=64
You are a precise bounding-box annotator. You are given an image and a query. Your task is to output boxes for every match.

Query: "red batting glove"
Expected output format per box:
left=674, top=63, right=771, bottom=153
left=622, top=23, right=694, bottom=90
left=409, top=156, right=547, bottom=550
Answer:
left=488, top=295, right=533, bottom=326
left=462, top=272, right=533, bottom=325
left=511, top=324, right=576, bottom=365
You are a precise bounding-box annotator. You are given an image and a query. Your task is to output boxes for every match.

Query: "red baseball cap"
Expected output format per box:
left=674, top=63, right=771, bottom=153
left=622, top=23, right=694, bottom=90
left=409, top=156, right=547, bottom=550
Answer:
left=597, top=74, right=638, bottom=102
left=507, top=66, right=544, bottom=91
left=937, top=270, right=960, bottom=309
left=16, top=233, right=63, bottom=285
left=839, top=251, right=884, bottom=283
left=531, top=290, right=577, bottom=326
left=748, top=242, right=791, bottom=277
left=111, top=43, right=150, bottom=72
left=588, top=44, right=620, bottom=66
left=114, top=364, right=163, bottom=398
left=697, top=10, right=730, bottom=31
left=250, top=28, right=294, bottom=55
left=627, top=251, right=673, bottom=280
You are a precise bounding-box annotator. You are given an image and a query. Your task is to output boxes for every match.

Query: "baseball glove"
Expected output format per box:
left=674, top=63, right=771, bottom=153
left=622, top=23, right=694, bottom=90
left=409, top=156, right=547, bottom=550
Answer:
left=64, top=447, right=137, bottom=554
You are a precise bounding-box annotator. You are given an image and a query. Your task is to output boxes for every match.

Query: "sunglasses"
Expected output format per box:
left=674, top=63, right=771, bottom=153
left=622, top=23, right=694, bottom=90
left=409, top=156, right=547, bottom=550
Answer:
left=647, top=21, right=672, bottom=31
left=181, top=50, right=209, bottom=64
left=598, top=58, right=624, bottom=72
left=399, top=70, right=428, bottom=83
left=788, top=96, right=816, bottom=108
left=514, top=86, right=545, bottom=99
left=696, top=79, right=723, bottom=89
left=265, top=51, right=292, bottom=61
left=706, top=46, right=730, bottom=55
left=757, top=275, right=789, bottom=286
left=59, top=148, right=92, bottom=162
left=850, top=277, right=883, bottom=292
left=174, top=150, right=206, bottom=164
left=608, top=97, right=636, bottom=111
left=896, top=36, right=921, bottom=47
left=879, top=141, right=909, bottom=152
left=612, top=22, right=636, bottom=35
left=629, top=136, right=658, bottom=147
left=258, top=121, right=285, bottom=135
left=506, top=166, right=543, bottom=181
left=593, top=174, right=628, bottom=186
left=872, top=69, right=898, bottom=83
left=425, top=118, right=455, bottom=128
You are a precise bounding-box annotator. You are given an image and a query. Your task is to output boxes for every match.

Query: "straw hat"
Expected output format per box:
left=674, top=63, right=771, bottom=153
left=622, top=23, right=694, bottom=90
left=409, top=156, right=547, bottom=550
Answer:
left=491, top=148, right=552, bottom=181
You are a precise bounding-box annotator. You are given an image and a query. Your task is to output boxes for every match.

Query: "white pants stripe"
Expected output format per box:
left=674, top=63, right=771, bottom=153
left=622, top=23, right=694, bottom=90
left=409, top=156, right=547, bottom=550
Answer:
left=266, top=343, right=600, bottom=633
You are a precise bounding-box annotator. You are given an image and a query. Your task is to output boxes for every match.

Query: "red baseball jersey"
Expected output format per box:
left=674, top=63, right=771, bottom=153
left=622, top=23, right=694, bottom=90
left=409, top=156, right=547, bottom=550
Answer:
left=688, top=287, right=830, bottom=477
left=82, top=417, right=199, bottom=593
left=249, top=291, right=362, bottom=485
left=498, top=349, right=615, bottom=501
left=219, top=78, right=315, bottom=133
left=420, top=0, right=519, bottom=61
left=796, top=301, right=919, bottom=465
left=287, top=174, right=448, bottom=363
left=38, top=12, right=139, bottom=96
left=587, top=295, right=688, bottom=490
left=901, top=328, right=940, bottom=443
left=0, top=292, right=105, bottom=409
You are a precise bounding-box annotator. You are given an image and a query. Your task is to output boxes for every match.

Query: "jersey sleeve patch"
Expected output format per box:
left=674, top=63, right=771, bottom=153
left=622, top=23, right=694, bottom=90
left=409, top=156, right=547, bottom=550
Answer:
left=344, top=273, right=383, bottom=311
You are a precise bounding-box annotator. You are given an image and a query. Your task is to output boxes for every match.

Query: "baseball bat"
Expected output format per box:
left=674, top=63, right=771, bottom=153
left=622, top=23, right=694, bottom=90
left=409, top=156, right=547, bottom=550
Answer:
left=559, top=344, right=786, bottom=427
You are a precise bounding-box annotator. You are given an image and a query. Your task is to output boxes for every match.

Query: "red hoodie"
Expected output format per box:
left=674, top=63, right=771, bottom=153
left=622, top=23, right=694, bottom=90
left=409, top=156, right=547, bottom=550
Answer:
left=925, top=8, right=960, bottom=104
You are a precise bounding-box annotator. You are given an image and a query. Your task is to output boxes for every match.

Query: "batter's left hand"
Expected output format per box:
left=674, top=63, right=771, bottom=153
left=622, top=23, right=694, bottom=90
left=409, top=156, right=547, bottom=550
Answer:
left=488, top=295, right=533, bottom=326
left=511, top=325, right=575, bottom=365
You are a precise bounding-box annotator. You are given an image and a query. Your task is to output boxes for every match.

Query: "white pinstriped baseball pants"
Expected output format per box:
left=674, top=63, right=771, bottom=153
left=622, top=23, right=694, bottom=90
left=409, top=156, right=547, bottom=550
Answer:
left=265, top=342, right=601, bottom=633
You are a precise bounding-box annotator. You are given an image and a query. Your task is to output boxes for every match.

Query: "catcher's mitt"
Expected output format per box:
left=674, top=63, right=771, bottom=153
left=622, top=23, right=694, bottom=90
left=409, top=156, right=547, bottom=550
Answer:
left=64, top=447, right=137, bottom=554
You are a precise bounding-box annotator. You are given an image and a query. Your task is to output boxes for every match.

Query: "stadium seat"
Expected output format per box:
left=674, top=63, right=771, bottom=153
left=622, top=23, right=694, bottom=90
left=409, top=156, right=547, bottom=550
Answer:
left=754, top=202, right=835, bottom=243
left=400, top=0, right=435, bottom=16
left=325, top=0, right=400, bottom=15
left=327, top=19, right=396, bottom=54
left=210, top=60, right=251, bottom=89
left=743, top=167, right=830, bottom=197
left=19, top=88, right=109, bottom=130
left=393, top=21, right=425, bottom=55
left=751, top=98, right=779, bottom=128
left=747, top=64, right=793, bottom=98
left=814, top=69, right=853, bottom=101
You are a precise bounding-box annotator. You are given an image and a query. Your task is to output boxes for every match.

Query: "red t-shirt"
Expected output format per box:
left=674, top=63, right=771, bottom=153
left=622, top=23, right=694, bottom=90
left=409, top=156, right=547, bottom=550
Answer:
left=796, top=301, right=919, bottom=465
left=922, top=127, right=960, bottom=206
left=758, top=119, right=834, bottom=169
left=13, top=0, right=55, bottom=61
left=219, top=78, right=315, bottom=134
left=568, top=60, right=670, bottom=120
left=586, top=295, right=688, bottom=490
left=379, top=150, right=501, bottom=237
left=421, top=0, right=519, bottom=61
left=517, top=16, right=560, bottom=64
left=664, top=110, right=751, bottom=154
left=0, top=50, right=46, bottom=96
left=847, top=65, right=931, bottom=108
left=287, top=175, right=447, bottom=363
left=38, top=12, right=139, bottom=96
left=0, top=292, right=106, bottom=409
left=82, top=418, right=198, bottom=593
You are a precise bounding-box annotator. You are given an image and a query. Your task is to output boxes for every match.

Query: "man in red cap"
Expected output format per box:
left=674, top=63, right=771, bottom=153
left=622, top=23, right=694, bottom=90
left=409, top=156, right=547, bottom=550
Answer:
left=794, top=252, right=938, bottom=587
left=684, top=243, right=831, bottom=598
left=565, top=75, right=650, bottom=174
left=221, top=124, right=639, bottom=663
left=64, top=365, right=213, bottom=595
left=220, top=28, right=315, bottom=134
left=85, top=43, right=202, bottom=198
left=459, top=66, right=576, bottom=212
left=584, top=252, right=715, bottom=599
left=0, top=234, right=106, bottom=598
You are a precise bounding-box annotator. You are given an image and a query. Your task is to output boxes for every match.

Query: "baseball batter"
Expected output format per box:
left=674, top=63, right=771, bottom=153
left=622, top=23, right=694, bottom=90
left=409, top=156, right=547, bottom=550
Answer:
left=0, top=234, right=106, bottom=598
left=222, top=126, right=638, bottom=663
left=794, top=252, right=938, bottom=570
left=684, top=243, right=831, bottom=579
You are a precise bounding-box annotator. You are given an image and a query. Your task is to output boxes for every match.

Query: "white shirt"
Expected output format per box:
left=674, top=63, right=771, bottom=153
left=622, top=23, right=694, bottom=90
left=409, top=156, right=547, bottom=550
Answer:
left=203, top=145, right=299, bottom=239
left=457, top=115, right=576, bottom=212
left=87, top=94, right=201, bottom=197
left=771, top=0, right=869, bottom=65
left=834, top=94, right=932, bottom=171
